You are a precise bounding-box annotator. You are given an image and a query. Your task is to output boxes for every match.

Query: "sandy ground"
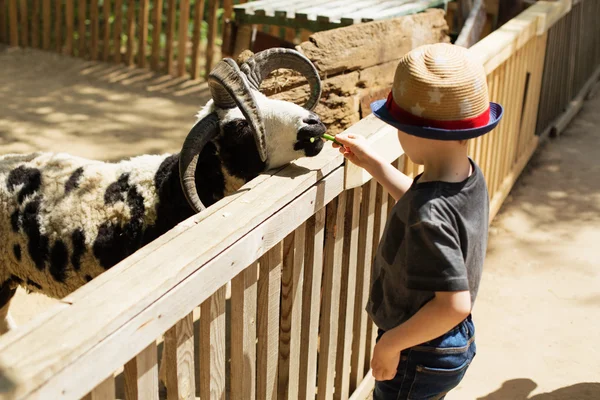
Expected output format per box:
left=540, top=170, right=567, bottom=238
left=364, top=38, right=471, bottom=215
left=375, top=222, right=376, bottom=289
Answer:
left=2, top=48, right=599, bottom=399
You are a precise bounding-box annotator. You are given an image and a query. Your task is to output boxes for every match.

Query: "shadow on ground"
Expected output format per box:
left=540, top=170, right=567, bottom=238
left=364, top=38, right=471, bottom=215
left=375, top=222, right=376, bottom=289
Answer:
left=479, top=379, right=600, bottom=400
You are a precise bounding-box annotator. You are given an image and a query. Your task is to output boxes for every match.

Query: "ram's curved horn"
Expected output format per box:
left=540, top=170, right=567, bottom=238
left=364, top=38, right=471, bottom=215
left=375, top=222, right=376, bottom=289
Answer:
left=208, top=58, right=268, bottom=163
left=240, top=48, right=322, bottom=111
left=179, top=113, right=221, bottom=213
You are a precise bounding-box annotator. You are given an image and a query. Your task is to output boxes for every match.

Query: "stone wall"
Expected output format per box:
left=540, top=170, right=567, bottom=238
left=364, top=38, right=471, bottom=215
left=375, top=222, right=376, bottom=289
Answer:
left=261, top=9, right=451, bottom=134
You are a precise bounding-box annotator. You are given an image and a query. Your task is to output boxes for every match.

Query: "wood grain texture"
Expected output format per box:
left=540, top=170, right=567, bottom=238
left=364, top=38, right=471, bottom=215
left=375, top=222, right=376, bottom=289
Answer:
left=258, top=243, right=283, bottom=400
left=190, top=0, right=205, bottom=79
left=138, top=0, right=149, bottom=68
left=0, top=0, right=7, bottom=44
left=8, top=0, right=17, bottom=46
left=31, top=0, right=39, bottom=48
left=42, top=0, right=49, bottom=49
left=177, top=0, right=190, bottom=76
left=102, top=0, right=111, bottom=60
left=164, top=313, right=195, bottom=400
left=77, top=0, right=85, bottom=55
left=125, top=0, right=135, bottom=65
left=18, top=0, right=27, bottom=47
left=200, top=286, right=227, bottom=400
left=165, top=0, right=176, bottom=74
left=124, top=343, right=159, bottom=400
left=90, top=0, right=99, bottom=60
left=151, top=0, right=163, bottom=71
left=230, top=263, right=258, bottom=400
left=113, top=0, right=123, bottom=63
left=205, top=0, right=219, bottom=77
left=86, top=376, right=116, bottom=400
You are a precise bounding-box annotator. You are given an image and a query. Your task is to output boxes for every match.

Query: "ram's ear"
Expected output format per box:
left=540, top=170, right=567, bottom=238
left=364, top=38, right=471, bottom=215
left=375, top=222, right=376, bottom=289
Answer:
left=179, top=112, right=220, bottom=213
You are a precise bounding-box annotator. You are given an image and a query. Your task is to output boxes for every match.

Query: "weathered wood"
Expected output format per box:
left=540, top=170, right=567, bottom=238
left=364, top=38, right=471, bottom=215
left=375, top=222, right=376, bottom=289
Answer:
left=230, top=263, right=258, bottom=400
left=190, top=0, right=205, bottom=79
left=334, top=188, right=361, bottom=400
left=138, top=0, right=150, bottom=68
left=455, top=0, right=487, bottom=48
left=279, top=225, right=305, bottom=400
left=233, top=23, right=253, bottom=59
left=123, top=343, right=159, bottom=400
left=86, top=376, right=116, bottom=400
left=125, top=0, right=135, bottom=66
left=18, top=0, right=27, bottom=47
left=298, top=208, right=326, bottom=400
left=77, top=0, right=85, bottom=55
left=205, top=0, right=219, bottom=77
left=200, top=286, right=226, bottom=400
left=258, top=243, right=283, bottom=400
left=177, top=0, right=190, bottom=76
left=151, top=0, right=163, bottom=70
left=42, top=0, right=50, bottom=49
left=164, top=313, right=195, bottom=400
left=113, top=0, right=123, bottom=63
left=317, top=192, right=347, bottom=400
left=165, top=0, right=176, bottom=74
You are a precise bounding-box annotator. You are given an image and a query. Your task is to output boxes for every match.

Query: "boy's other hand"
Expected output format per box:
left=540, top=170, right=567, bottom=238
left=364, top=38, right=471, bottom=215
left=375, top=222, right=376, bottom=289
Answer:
left=371, top=334, right=401, bottom=381
left=333, top=133, right=380, bottom=169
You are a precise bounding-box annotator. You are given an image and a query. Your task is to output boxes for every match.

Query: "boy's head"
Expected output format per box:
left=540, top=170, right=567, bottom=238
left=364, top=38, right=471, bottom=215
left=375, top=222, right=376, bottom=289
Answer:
left=370, top=43, right=503, bottom=163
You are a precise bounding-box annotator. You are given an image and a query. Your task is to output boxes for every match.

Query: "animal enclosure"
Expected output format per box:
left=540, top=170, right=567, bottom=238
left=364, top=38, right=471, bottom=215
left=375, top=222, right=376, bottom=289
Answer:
left=0, top=1, right=599, bottom=400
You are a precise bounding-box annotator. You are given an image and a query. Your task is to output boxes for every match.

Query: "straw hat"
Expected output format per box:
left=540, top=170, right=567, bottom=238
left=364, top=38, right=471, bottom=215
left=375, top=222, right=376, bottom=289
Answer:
left=370, top=43, right=503, bottom=140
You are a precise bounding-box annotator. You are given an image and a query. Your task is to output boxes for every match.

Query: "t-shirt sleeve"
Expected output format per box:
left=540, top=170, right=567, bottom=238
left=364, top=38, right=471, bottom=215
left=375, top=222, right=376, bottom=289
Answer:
left=404, top=218, right=469, bottom=292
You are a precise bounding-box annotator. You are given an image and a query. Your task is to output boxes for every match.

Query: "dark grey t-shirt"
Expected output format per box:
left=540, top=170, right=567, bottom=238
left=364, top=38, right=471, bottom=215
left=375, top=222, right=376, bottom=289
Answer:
left=366, top=159, right=489, bottom=331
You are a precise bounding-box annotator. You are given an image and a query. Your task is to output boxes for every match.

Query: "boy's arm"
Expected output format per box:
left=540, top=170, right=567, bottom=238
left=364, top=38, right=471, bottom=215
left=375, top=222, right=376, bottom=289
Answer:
left=333, top=133, right=413, bottom=200
left=371, top=290, right=471, bottom=381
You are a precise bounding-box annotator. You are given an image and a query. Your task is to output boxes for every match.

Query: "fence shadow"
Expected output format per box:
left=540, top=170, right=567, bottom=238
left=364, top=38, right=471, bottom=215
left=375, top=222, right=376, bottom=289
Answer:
left=478, top=378, right=600, bottom=400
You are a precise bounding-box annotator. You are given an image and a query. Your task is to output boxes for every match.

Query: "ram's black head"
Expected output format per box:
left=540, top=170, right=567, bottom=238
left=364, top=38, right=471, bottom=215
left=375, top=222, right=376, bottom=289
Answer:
left=179, top=48, right=326, bottom=213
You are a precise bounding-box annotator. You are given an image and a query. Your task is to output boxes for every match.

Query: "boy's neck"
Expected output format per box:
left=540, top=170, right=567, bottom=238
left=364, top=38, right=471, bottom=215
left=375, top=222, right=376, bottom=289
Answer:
left=419, top=151, right=472, bottom=184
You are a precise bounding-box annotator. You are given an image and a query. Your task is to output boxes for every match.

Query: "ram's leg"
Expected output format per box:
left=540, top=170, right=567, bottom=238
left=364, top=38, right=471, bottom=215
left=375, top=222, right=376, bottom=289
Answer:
left=0, top=283, right=17, bottom=335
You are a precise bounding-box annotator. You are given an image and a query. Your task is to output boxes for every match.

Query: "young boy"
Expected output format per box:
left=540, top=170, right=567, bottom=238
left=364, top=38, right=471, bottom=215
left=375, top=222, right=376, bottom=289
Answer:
left=333, top=43, right=503, bottom=399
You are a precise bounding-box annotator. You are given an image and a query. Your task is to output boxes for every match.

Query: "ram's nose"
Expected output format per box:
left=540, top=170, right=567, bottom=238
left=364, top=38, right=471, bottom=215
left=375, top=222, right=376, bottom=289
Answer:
left=303, top=113, right=321, bottom=126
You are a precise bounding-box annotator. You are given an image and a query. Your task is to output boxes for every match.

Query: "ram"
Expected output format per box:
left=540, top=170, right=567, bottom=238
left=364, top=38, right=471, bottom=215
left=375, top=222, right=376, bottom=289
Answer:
left=0, top=48, right=326, bottom=334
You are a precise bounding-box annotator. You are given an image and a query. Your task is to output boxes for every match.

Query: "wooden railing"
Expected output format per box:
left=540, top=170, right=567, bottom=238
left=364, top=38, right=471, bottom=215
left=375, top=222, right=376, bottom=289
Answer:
left=0, top=1, right=598, bottom=400
left=0, top=0, right=244, bottom=80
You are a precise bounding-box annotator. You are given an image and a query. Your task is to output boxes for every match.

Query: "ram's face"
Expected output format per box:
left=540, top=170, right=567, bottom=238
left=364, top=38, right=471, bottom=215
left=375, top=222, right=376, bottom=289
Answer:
left=255, top=95, right=326, bottom=169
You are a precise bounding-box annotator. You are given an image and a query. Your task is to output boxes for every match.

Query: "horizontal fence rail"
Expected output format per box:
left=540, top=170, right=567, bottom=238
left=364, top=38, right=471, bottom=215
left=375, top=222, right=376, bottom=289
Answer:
left=0, top=1, right=598, bottom=400
left=0, top=0, right=247, bottom=80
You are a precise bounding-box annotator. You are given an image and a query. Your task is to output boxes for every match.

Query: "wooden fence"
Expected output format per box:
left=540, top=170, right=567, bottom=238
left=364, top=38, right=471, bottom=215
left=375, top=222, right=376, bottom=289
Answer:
left=0, top=0, right=244, bottom=79
left=0, top=1, right=598, bottom=400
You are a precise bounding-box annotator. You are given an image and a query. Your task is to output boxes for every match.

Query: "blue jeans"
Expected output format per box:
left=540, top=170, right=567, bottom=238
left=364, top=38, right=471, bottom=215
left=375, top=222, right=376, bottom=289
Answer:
left=373, top=315, right=476, bottom=400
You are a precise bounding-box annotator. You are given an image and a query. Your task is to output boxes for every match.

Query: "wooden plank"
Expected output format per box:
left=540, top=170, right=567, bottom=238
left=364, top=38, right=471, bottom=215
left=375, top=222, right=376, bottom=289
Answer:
left=165, top=0, right=176, bottom=75
left=350, top=180, right=376, bottom=389
left=7, top=0, right=16, bottom=46
left=298, top=208, right=326, bottom=400
left=125, top=0, right=135, bottom=66
left=230, top=263, right=258, bottom=400
left=334, top=188, right=361, bottom=400
left=151, top=0, right=163, bottom=71
left=31, top=0, right=39, bottom=48
left=164, top=313, right=195, bottom=400
left=65, top=0, right=73, bottom=54
left=489, top=65, right=503, bottom=196
left=222, top=0, right=234, bottom=56
left=90, top=0, right=99, bottom=60
left=455, top=0, right=487, bottom=48
left=279, top=225, right=305, bottom=400
left=0, top=0, right=6, bottom=44
left=123, top=343, right=159, bottom=400
left=177, top=0, right=190, bottom=77
left=190, top=0, right=205, bottom=79
left=317, top=192, right=347, bottom=400
left=138, top=0, right=149, bottom=68
left=87, top=376, right=116, bottom=400
left=113, top=0, right=123, bottom=63
left=55, top=0, right=62, bottom=52
left=18, top=0, right=27, bottom=47
left=42, top=0, right=49, bottom=49
left=233, top=23, right=253, bottom=59
left=200, top=286, right=227, bottom=400
left=205, top=0, right=219, bottom=77
left=0, top=153, right=345, bottom=398
left=77, top=0, right=86, bottom=56
left=102, top=0, right=111, bottom=61
left=257, top=243, right=283, bottom=400
left=348, top=371, right=375, bottom=400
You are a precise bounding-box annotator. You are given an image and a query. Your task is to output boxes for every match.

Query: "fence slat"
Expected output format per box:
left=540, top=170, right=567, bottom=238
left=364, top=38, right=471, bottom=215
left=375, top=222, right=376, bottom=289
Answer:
left=231, top=262, right=258, bottom=400
left=18, top=0, right=27, bottom=46
left=177, top=0, right=190, bottom=76
left=258, top=242, right=283, bottom=400
left=138, top=0, right=149, bottom=68
left=164, top=312, right=195, bottom=400
left=200, top=286, right=226, bottom=400
left=90, top=0, right=99, bottom=60
left=279, top=224, right=306, bottom=400
left=0, top=0, right=6, bottom=44
left=124, top=342, right=159, bottom=400
left=85, top=376, right=116, bottom=400
left=151, top=0, right=163, bottom=70
left=222, top=0, right=233, bottom=56
left=42, top=0, right=50, bottom=49
left=54, top=0, right=62, bottom=52
left=165, top=0, right=176, bottom=75
left=299, top=209, right=326, bottom=400
left=113, top=0, right=123, bottom=63
left=334, top=188, right=361, bottom=400
left=190, top=0, right=205, bottom=79
left=205, top=0, right=219, bottom=78
left=125, top=0, right=135, bottom=66
left=317, top=192, right=347, bottom=400
left=64, top=0, right=73, bottom=54
left=77, top=0, right=86, bottom=56
left=102, top=0, right=110, bottom=61
left=8, top=0, right=17, bottom=46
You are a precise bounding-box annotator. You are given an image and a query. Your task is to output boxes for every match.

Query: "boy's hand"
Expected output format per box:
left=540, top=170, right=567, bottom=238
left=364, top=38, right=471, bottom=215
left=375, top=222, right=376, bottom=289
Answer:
left=332, top=133, right=380, bottom=169
left=371, top=334, right=401, bottom=381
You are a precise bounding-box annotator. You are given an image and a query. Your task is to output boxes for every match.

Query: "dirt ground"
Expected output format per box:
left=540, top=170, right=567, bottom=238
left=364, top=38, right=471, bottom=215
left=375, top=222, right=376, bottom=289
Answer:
left=2, top=47, right=599, bottom=399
